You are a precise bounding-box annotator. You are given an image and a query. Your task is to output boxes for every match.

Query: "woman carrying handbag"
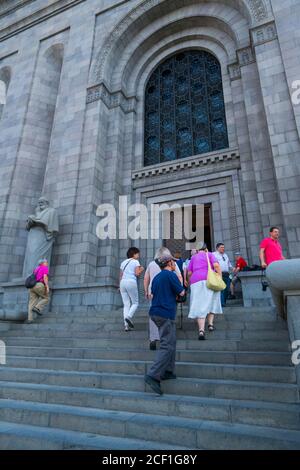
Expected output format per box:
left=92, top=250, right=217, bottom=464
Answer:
left=187, top=243, right=225, bottom=340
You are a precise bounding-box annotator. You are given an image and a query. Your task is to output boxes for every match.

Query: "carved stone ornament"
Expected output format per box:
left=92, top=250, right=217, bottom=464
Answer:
left=251, top=21, right=277, bottom=47
left=86, top=83, right=137, bottom=113
left=91, top=0, right=269, bottom=84
left=228, top=63, right=241, bottom=81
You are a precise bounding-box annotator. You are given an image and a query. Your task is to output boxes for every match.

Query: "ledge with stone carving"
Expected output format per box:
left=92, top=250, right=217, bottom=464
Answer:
left=132, top=148, right=240, bottom=185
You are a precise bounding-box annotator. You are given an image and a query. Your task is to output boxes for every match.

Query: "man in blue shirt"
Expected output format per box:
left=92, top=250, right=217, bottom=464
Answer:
left=145, top=254, right=185, bottom=395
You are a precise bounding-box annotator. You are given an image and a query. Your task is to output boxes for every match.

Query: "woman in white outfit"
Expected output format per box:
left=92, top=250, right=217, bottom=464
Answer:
left=120, top=247, right=144, bottom=331
left=188, top=243, right=223, bottom=340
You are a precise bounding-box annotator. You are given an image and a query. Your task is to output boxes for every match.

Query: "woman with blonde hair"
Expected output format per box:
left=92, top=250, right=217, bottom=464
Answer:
left=187, top=243, right=223, bottom=340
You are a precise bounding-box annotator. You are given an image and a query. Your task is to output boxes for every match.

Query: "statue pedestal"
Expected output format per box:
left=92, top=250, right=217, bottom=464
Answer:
left=0, top=280, right=28, bottom=321
left=0, top=281, right=122, bottom=321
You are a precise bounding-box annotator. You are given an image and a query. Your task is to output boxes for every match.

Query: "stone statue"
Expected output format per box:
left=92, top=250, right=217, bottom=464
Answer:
left=23, top=197, right=59, bottom=277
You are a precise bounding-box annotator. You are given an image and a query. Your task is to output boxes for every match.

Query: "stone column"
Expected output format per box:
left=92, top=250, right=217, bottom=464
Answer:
left=63, top=90, right=108, bottom=285
left=41, top=12, right=95, bottom=285
left=253, top=25, right=300, bottom=258
left=229, top=64, right=263, bottom=264
left=97, top=98, right=126, bottom=286
left=238, top=52, right=287, bottom=250
left=272, top=0, right=300, bottom=141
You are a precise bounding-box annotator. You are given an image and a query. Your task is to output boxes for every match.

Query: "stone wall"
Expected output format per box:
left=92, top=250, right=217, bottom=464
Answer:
left=0, top=0, right=299, bottom=310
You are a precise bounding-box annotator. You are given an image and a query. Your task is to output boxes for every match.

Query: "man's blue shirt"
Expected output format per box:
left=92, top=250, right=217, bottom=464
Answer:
left=150, top=269, right=183, bottom=320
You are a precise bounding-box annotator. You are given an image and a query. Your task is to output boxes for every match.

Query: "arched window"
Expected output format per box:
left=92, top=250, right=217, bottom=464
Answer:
left=144, top=50, right=229, bottom=166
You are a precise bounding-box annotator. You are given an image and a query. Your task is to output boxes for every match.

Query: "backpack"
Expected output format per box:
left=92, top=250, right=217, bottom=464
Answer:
left=25, top=272, right=37, bottom=289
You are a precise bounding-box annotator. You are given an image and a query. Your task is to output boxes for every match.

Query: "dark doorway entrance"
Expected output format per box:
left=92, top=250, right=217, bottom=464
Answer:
left=164, top=204, right=212, bottom=259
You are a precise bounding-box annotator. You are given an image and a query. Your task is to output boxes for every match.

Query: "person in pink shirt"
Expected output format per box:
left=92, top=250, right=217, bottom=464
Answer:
left=187, top=243, right=223, bottom=340
left=259, top=227, right=285, bottom=269
left=27, top=259, right=50, bottom=323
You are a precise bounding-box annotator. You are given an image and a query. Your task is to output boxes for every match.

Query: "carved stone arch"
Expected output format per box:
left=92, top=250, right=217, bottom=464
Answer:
left=125, top=29, right=236, bottom=97
left=90, top=0, right=261, bottom=86
left=42, top=43, right=64, bottom=73
left=113, top=16, right=239, bottom=94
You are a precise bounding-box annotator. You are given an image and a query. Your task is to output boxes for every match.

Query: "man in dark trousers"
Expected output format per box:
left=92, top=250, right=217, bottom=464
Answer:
left=144, top=254, right=185, bottom=395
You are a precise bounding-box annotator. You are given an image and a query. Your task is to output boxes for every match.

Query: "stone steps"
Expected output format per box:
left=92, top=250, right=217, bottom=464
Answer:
left=1, top=381, right=299, bottom=431
left=43, top=311, right=278, bottom=323
left=0, top=420, right=186, bottom=450
left=3, top=319, right=287, bottom=331
left=2, top=336, right=291, bottom=351
left=3, top=356, right=296, bottom=383
left=45, top=306, right=275, bottom=315
left=0, top=400, right=299, bottom=450
left=0, top=366, right=298, bottom=403
left=5, top=345, right=292, bottom=365
left=1, top=328, right=289, bottom=341
left=0, top=305, right=299, bottom=449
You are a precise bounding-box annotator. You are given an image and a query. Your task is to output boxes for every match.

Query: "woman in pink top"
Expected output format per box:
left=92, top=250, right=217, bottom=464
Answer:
left=27, top=259, right=50, bottom=323
left=187, top=244, right=222, bottom=340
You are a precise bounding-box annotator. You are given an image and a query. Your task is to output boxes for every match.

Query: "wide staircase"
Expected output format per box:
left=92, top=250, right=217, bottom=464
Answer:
left=0, top=304, right=300, bottom=450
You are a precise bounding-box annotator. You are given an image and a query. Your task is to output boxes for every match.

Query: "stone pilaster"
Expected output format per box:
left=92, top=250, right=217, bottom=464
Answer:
left=254, top=32, right=300, bottom=257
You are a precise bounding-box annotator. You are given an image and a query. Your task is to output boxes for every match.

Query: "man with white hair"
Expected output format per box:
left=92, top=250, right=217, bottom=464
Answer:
left=144, top=247, right=183, bottom=350
left=27, top=259, right=50, bottom=324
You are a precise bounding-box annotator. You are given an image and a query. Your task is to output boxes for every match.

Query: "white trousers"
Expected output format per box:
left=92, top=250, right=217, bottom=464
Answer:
left=120, top=279, right=139, bottom=326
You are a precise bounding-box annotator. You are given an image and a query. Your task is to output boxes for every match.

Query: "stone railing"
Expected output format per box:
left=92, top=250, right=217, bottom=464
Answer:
left=266, top=259, right=300, bottom=392
left=266, top=260, right=300, bottom=318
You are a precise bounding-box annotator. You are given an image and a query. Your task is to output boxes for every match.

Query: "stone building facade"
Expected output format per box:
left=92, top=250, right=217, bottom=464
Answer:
left=0, top=0, right=300, bottom=315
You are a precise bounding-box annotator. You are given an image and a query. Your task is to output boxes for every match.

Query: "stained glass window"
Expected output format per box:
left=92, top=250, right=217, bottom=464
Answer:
left=144, top=50, right=229, bottom=166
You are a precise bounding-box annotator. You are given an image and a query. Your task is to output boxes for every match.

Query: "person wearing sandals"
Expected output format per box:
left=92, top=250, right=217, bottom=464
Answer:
left=120, top=247, right=144, bottom=331
left=187, top=243, right=223, bottom=340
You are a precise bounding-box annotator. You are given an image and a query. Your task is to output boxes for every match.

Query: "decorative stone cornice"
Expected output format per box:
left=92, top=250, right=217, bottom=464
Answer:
left=237, top=46, right=256, bottom=67
left=251, top=21, right=277, bottom=47
left=228, top=63, right=241, bottom=81
left=0, top=0, right=85, bottom=41
left=229, top=19, right=277, bottom=80
left=86, top=82, right=137, bottom=113
left=0, top=0, right=35, bottom=18
left=132, top=149, right=240, bottom=181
